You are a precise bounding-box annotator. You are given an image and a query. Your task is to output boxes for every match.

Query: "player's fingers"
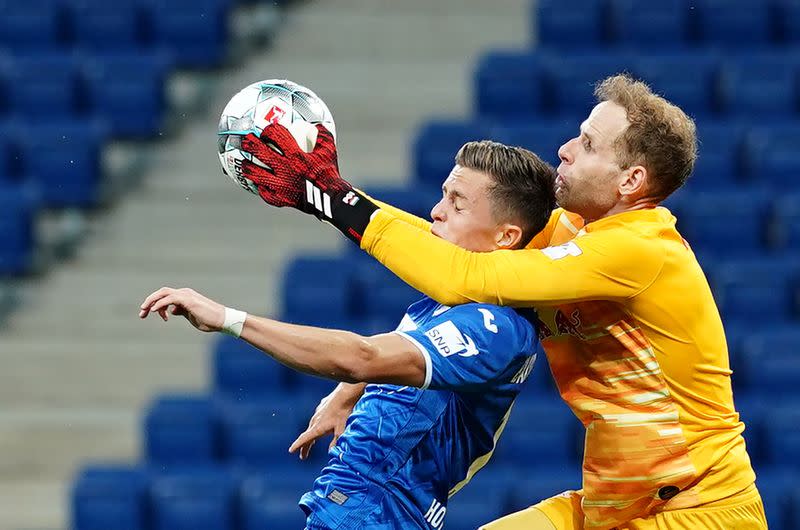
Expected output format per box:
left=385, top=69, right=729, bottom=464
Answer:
left=289, top=427, right=319, bottom=454
left=314, top=124, right=335, bottom=150
left=158, top=307, right=169, bottom=321
left=140, top=287, right=175, bottom=313
left=300, top=440, right=315, bottom=461
left=149, top=293, right=182, bottom=316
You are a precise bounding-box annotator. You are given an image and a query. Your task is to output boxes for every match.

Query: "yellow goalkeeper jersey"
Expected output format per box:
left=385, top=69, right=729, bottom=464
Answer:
left=361, top=204, right=756, bottom=529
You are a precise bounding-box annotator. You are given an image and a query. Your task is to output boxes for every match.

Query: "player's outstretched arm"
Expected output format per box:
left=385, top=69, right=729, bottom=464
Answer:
left=139, top=286, right=426, bottom=386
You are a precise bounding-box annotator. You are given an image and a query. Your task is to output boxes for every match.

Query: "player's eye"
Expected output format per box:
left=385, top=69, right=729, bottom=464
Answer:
left=583, top=139, right=592, bottom=152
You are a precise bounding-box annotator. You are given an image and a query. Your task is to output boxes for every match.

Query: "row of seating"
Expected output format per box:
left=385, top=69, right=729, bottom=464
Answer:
left=476, top=49, right=800, bottom=119
left=414, top=119, right=800, bottom=190
left=0, top=0, right=234, bottom=67
left=0, top=52, right=171, bottom=137
left=536, top=0, right=800, bottom=49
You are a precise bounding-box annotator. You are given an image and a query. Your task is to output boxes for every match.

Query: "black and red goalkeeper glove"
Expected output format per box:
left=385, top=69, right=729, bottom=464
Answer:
left=240, top=123, right=378, bottom=243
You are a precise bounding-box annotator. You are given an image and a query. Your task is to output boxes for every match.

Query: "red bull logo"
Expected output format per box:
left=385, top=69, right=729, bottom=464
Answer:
left=264, top=105, right=286, bottom=124
left=538, top=319, right=553, bottom=341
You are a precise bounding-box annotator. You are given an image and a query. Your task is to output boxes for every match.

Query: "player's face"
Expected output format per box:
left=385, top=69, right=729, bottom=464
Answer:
left=430, top=166, right=504, bottom=252
left=556, top=101, right=631, bottom=221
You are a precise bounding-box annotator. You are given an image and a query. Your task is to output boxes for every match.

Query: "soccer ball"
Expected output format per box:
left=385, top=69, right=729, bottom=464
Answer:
left=217, top=79, right=336, bottom=195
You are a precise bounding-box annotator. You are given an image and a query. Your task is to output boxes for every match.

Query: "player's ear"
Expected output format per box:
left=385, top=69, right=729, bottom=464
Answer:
left=496, top=223, right=523, bottom=250
left=620, top=164, right=648, bottom=198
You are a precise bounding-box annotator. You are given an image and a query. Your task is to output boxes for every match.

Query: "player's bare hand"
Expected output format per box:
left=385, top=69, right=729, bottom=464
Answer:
left=139, top=287, right=225, bottom=333
left=289, top=383, right=365, bottom=460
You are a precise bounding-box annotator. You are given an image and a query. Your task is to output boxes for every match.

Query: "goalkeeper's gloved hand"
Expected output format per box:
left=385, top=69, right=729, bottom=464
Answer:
left=240, top=123, right=378, bottom=243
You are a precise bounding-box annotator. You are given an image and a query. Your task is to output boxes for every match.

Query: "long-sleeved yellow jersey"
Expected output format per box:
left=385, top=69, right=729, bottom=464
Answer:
left=360, top=203, right=756, bottom=529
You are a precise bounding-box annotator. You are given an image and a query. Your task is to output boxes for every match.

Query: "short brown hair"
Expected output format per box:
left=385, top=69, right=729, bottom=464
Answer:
left=455, top=140, right=556, bottom=247
left=595, top=74, right=698, bottom=199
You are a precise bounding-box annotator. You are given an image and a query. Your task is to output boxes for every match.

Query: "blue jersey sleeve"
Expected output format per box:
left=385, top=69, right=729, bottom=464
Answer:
left=396, top=305, right=536, bottom=391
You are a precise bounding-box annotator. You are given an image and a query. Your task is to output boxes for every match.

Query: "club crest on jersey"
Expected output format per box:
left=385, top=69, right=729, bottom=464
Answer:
left=264, top=105, right=286, bottom=124
left=425, top=320, right=479, bottom=358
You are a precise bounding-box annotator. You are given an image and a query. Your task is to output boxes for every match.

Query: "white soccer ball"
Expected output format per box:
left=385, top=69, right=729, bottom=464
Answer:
left=217, top=79, right=336, bottom=195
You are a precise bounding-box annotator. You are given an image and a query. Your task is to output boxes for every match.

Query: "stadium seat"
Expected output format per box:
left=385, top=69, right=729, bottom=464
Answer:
left=670, top=189, right=771, bottom=255
left=0, top=182, right=39, bottom=275
left=83, top=52, right=171, bottom=137
left=218, top=396, right=317, bottom=466
left=69, top=1, right=144, bottom=52
left=738, top=327, right=800, bottom=396
left=413, top=120, right=490, bottom=189
left=777, top=0, right=800, bottom=43
left=354, top=260, right=424, bottom=322
left=493, top=400, right=580, bottom=465
left=240, top=466, right=319, bottom=530
left=745, top=124, right=800, bottom=189
left=609, top=0, right=690, bottom=49
left=719, top=54, right=800, bottom=118
left=281, top=255, right=355, bottom=326
left=212, top=334, right=290, bottom=398
left=5, top=53, right=82, bottom=118
left=474, top=51, right=543, bottom=119
left=71, top=465, right=149, bottom=530
left=150, top=467, right=238, bottom=530
left=755, top=468, right=794, bottom=529
left=445, top=469, right=510, bottom=530
left=763, top=400, right=800, bottom=467
left=144, top=394, right=219, bottom=465
left=687, top=121, right=745, bottom=189
left=710, top=256, right=800, bottom=325
left=16, top=119, right=108, bottom=208
left=505, top=464, right=583, bottom=512
left=540, top=52, right=634, bottom=116
left=694, top=0, right=774, bottom=48
left=0, top=0, right=62, bottom=51
left=143, top=0, right=232, bottom=68
left=490, top=121, right=576, bottom=167
left=772, top=192, right=800, bottom=249
left=732, top=393, right=765, bottom=464
left=634, top=53, right=719, bottom=118
left=362, top=186, right=440, bottom=220
left=535, top=0, right=607, bottom=49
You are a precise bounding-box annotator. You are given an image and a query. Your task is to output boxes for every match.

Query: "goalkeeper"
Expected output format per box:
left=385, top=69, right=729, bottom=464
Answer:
left=240, top=74, right=767, bottom=530
left=141, top=141, right=555, bottom=530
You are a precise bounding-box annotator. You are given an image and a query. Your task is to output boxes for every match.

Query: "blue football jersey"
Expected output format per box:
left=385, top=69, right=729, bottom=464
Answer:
left=299, top=297, right=543, bottom=530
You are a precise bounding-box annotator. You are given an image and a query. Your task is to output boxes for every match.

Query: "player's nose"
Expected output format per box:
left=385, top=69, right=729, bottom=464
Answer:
left=430, top=199, right=446, bottom=222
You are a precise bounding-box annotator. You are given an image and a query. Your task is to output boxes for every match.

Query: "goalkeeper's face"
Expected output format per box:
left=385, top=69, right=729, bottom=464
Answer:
left=430, top=165, right=520, bottom=252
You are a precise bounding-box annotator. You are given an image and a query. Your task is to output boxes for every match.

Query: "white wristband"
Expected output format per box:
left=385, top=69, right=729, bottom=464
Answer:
left=221, top=307, right=248, bottom=338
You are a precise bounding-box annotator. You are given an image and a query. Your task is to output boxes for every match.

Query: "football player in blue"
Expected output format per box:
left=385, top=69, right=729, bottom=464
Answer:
left=139, top=140, right=557, bottom=530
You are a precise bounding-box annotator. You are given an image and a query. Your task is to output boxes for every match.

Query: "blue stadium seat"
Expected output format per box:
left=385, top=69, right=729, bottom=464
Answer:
left=6, top=53, right=81, bottom=118
left=772, top=192, right=800, bottom=249
left=756, top=468, right=794, bottom=529
left=732, top=393, right=765, bottom=465
left=719, top=54, right=800, bottom=118
left=505, top=464, right=583, bottom=512
left=70, top=1, right=144, bottom=52
left=776, top=0, right=800, bottom=43
left=536, top=0, right=607, bottom=49
left=281, top=256, right=355, bottom=326
left=144, top=0, right=232, bottom=68
left=695, top=0, right=774, bottom=48
left=413, top=121, right=490, bottom=188
left=362, top=186, right=440, bottom=220
left=763, top=400, right=800, bottom=467
left=150, top=467, right=238, bottom=530
left=72, top=465, right=149, bottom=530
left=212, top=334, right=289, bottom=398
left=354, top=260, right=423, bottom=322
left=609, top=0, right=690, bottom=49
left=218, top=396, right=316, bottom=466
left=17, top=119, right=107, bottom=208
left=240, top=466, right=319, bottom=530
left=738, top=327, right=800, bottom=396
left=541, top=52, right=634, bottom=116
left=83, top=52, right=171, bottom=137
left=144, top=394, right=219, bottom=465
left=0, top=182, right=38, bottom=276
left=687, top=121, right=745, bottom=189
left=745, top=124, right=800, bottom=189
left=634, top=53, right=719, bottom=118
left=710, top=256, right=800, bottom=324
left=0, top=0, right=62, bottom=51
left=445, top=469, right=510, bottom=530
left=670, top=189, right=771, bottom=255
left=493, top=400, right=579, bottom=465
left=490, top=121, right=577, bottom=167
left=474, top=51, right=542, bottom=119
